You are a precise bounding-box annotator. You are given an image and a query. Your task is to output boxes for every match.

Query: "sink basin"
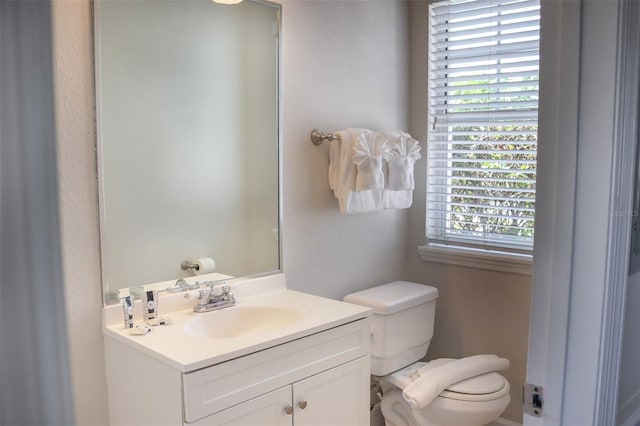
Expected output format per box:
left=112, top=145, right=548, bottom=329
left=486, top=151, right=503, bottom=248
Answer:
left=182, top=303, right=310, bottom=339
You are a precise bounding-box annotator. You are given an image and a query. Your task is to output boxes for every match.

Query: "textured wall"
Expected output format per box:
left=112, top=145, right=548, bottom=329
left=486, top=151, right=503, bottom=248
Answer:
left=280, top=0, right=411, bottom=300
left=52, top=1, right=110, bottom=424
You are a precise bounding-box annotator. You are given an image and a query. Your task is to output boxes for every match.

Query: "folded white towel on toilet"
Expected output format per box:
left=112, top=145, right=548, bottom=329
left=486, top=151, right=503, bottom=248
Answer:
left=401, top=354, right=510, bottom=409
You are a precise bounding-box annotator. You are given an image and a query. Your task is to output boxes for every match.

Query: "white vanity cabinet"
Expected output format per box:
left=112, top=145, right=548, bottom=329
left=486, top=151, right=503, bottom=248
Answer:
left=104, top=317, right=370, bottom=426
left=292, top=357, right=370, bottom=426
left=191, top=386, right=292, bottom=426
left=194, top=357, right=369, bottom=426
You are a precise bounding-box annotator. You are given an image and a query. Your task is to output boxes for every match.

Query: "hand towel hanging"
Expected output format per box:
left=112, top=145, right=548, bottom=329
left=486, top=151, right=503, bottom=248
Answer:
left=333, top=129, right=382, bottom=214
left=384, top=130, right=422, bottom=191
left=353, top=131, right=390, bottom=191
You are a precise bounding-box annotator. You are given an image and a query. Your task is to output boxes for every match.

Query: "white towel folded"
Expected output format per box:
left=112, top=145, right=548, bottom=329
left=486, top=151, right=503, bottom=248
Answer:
left=401, top=354, right=510, bottom=409
left=384, top=130, right=422, bottom=191
left=328, top=137, right=341, bottom=192
left=332, top=129, right=381, bottom=214
left=353, top=131, right=389, bottom=191
left=327, top=128, right=421, bottom=213
left=382, top=189, right=413, bottom=210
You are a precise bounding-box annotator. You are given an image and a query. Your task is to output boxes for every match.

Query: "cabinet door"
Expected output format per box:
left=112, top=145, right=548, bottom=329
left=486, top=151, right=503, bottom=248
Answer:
left=292, top=356, right=370, bottom=426
left=189, top=386, right=293, bottom=426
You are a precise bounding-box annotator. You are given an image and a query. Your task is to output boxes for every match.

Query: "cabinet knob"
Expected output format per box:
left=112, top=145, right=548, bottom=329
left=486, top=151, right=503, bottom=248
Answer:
left=284, top=406, right=293, bottom=415
left=298, top=400, right=308, bottom=410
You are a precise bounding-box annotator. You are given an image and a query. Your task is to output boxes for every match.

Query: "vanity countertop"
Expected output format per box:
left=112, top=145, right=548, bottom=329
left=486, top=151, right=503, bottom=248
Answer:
left=103, top=274, right=371, bottom=372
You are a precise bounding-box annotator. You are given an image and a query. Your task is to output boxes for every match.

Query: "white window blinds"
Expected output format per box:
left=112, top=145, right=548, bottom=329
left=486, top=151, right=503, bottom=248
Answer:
left=427, top=0, right=540, bottom=251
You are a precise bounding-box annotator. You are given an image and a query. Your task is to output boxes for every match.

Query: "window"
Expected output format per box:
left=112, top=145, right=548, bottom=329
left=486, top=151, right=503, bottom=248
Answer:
left=426, top=0, right=540, bottom=256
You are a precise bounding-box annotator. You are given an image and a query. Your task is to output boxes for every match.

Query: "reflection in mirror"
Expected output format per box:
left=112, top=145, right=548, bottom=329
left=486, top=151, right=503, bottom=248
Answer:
left=95, top=0, right=280, bottom=304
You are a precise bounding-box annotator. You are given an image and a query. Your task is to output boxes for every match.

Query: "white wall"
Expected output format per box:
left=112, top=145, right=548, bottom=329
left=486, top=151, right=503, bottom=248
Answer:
left=52, top=1, right=110, bottom=424
left=281, top=0, right=411, bottom=300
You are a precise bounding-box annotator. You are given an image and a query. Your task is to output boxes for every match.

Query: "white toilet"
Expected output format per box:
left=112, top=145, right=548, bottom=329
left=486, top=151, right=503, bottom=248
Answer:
left=344, top=281, right=510, bottom=426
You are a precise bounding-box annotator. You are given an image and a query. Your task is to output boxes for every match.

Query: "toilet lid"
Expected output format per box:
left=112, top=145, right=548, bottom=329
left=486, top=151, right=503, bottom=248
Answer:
left=386, top=360, right=507, bottom=397
left=445, top=371, right=506, bottom=395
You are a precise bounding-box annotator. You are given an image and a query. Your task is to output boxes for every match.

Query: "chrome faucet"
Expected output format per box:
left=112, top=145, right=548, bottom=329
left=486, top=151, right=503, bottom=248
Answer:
left=166, top=278, right=200, bottom=293
left=190, top=283, right=235, bottom=313
left=175, top=278, right=190, bottom=289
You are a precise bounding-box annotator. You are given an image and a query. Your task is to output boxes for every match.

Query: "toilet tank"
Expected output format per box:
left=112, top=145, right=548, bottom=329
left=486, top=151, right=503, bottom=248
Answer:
left=343, top=281, right=439, bottom=376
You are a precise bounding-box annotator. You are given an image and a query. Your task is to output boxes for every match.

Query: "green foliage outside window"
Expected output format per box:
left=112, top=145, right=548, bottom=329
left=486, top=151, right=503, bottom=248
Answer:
left=443, top=78, right=537, bottom=241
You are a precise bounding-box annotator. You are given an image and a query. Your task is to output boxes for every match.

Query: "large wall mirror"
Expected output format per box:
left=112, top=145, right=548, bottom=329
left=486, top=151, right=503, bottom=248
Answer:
left=95, top=0, right=281, bottom=303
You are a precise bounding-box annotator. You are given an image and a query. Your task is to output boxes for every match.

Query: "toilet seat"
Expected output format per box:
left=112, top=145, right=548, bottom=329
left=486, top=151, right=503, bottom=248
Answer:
left=383, top=360, right=509, bottom=403
left=380, top=376, right=511, bottom=426
left=439, top=376, right=510, bottom=402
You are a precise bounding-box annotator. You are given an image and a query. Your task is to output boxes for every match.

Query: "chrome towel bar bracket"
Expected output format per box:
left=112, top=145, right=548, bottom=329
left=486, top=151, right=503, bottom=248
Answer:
left=310, top=129, right=341, bottom=146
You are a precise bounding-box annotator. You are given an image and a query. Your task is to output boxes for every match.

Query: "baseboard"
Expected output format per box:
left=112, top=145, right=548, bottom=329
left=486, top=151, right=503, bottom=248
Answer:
left=619, top=403, right=640, bottom=426
left=619, top=388, right=640, bottom=426
left=489, top=417, right=521, bottom=426
left=620, top=406, right=640, bottom=426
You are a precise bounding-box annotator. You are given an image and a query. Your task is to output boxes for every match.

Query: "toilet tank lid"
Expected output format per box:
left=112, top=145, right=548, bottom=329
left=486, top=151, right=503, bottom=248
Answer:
left=343, top=281, right=439, bottom=315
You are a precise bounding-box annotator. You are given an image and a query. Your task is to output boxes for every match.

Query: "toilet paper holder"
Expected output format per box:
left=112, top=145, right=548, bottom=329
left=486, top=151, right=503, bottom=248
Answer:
left=181, top=257, right=216, bottom=276
left=180, top=260, right=200, bottom=272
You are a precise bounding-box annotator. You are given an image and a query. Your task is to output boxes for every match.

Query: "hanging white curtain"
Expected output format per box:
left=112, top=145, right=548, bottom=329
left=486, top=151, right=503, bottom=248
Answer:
left=1, top=1, right=75, bottom=424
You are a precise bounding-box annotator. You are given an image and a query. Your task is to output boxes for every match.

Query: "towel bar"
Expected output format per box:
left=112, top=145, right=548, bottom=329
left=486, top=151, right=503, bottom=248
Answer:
left=310, top=129, right=341, bottom=146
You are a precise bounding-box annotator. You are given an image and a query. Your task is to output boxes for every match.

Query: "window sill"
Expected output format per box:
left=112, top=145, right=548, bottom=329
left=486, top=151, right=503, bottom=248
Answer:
left=417, top=243, right=533, bottom=276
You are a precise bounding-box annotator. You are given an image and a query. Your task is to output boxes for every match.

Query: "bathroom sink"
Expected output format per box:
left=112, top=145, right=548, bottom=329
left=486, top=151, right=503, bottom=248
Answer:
left=182, top=303, right=310, bottom=339
left=103, top=274, right=372, bottom=371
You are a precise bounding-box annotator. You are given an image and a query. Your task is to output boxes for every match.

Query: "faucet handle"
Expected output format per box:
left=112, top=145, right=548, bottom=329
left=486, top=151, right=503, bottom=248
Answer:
left=208, top=283, right=230, bottom=297
left=184, top=289, right=210, bottom=302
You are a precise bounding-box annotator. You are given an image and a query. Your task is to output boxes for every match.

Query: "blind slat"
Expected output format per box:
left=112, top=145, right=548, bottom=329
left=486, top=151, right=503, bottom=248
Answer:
left=434, top=100, right=539, bottom=112
left=428, top=193, right=535, bottom=203
left=430, top=129, right=538, bottom=136
left=431, top=157, right=536, bottom=166
left=431, top=112, right=537, bottom=122
left=429, top=176, right=536, bottom=184
left=432, top=20, right=539, bottom=42
left=432, top=39, right=540, bottom=63
left=432, top=60, right=539, bottom=77
left=432, top=9, right=540, bottom=32
left=434, top=90, right=539, bottom=103
left=430, top=200, right=536, bottom=212
left=431, top=184, right=536, bottom=196
left=427, top=217, right=535, bottom=232
left=431, top=70, right=539, bottom=85
left=433, top=79, right=538, bottom=94
left=431, top=0, right=538, bottom=20
left=432, top=211, right=535, bottom=222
